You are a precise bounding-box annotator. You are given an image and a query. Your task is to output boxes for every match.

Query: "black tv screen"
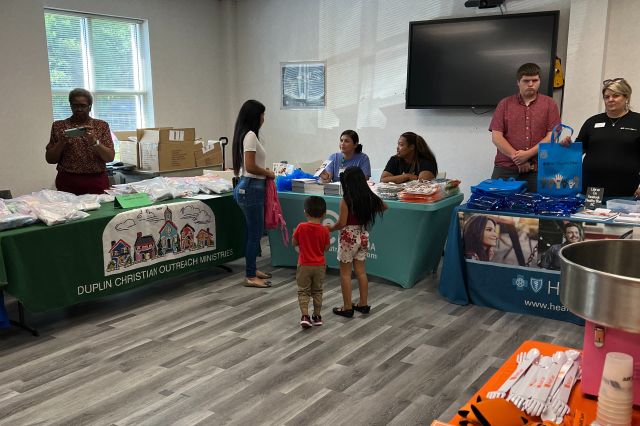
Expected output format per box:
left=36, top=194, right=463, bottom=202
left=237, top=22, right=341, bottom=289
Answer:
left=406, top=11, right=559, bottom=108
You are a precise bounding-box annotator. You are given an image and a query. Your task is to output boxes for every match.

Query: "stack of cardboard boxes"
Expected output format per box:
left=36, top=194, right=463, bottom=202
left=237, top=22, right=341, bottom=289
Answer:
left=117, top=127, right=223, bottom=172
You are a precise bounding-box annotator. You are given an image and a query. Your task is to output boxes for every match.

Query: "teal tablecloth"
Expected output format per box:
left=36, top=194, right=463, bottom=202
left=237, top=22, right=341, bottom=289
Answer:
left=0, top=195, right=244, bottom=318
left=269, top=191, right=463, bottom=288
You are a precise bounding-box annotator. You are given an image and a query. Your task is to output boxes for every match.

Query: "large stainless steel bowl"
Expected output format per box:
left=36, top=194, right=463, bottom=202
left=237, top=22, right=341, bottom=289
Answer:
left=559, top=240, right=640, bottom=333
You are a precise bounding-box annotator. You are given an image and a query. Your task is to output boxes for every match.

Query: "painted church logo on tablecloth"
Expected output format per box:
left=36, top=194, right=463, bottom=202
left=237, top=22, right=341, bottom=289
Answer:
left=102, top=201, right=216, bottom=275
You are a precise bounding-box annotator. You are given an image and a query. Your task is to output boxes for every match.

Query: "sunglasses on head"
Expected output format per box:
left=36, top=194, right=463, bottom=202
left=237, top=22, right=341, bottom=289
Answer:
left=603, top=78, right=624, bottom=86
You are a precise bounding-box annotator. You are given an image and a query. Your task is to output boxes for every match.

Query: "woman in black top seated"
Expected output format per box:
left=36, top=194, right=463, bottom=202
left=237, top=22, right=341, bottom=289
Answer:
left=380, top=132, right=438, bottom=183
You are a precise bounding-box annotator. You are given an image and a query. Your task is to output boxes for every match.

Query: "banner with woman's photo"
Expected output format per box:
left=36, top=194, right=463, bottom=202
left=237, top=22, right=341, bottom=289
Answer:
left=458, top=212, right=638, bottom=271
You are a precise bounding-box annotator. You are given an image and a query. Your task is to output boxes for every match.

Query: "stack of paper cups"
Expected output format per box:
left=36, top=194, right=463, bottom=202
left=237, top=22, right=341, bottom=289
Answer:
left=596, top=352, right=634, bottom=426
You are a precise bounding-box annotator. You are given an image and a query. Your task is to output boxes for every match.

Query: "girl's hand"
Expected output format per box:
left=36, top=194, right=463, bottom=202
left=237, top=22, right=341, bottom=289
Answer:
left=266, top=169, right=275, bottom=179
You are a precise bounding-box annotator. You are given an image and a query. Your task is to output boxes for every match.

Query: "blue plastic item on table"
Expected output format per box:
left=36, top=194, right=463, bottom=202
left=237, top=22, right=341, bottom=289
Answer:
left=276, top=169, right=316, bottom=191
left=467, top=194, right=506, bottom=211
left=470, top=178, right=527, bottom=196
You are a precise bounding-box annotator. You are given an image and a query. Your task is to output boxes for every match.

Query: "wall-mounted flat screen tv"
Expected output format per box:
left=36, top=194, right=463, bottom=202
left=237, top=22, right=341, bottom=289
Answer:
left=406, top=11, right=559, bottom=108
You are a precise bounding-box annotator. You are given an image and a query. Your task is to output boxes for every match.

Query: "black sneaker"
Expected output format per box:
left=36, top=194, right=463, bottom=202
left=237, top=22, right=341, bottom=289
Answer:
left=300, top=315, right=312, bottom=329
left=311, top=314, right=323, bottom=326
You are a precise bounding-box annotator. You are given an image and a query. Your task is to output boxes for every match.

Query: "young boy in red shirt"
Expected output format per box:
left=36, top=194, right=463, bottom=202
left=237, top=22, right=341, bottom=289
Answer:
left=292, top=196, right=330, bottom=329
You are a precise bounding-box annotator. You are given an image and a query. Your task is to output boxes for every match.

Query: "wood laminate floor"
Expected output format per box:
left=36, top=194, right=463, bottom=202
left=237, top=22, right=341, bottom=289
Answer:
left=0, top=239, right=584, bottom=425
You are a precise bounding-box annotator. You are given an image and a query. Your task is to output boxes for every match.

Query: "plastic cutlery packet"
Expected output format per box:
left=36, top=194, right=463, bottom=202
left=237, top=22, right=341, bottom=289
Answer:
left=486, top=346, right=582, bottom=423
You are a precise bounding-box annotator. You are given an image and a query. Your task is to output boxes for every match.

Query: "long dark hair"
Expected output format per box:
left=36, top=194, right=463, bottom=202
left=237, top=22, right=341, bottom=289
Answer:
left=463, top=215, right=496, bottom=261
left=232, top=100, right=266, bottom=175
left=341, top=129, right=362, bottom=154
left=400, top=131, right=438, bottom=176
left=339, top=166, right=385, bottom=230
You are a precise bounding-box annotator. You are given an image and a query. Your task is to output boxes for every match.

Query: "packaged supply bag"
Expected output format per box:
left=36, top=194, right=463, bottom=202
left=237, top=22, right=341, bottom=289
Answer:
left=537, top=124, right=582, bottom=197
left=470, top=178, right=527, bottom=196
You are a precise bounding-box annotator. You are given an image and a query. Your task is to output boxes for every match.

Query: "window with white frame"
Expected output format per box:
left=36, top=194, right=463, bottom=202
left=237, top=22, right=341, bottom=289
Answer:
left=44, top=10, right=153, bottom=131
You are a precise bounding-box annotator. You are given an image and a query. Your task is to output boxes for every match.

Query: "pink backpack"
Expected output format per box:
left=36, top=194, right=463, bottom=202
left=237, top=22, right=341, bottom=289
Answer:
left=264, top=178, right=289, bottom=246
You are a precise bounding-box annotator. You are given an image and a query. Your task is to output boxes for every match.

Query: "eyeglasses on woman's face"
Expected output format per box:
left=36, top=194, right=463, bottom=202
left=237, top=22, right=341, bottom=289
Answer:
left=70, top=103, right=91, bottom=110
left=603, top=78, right=624, bottom=86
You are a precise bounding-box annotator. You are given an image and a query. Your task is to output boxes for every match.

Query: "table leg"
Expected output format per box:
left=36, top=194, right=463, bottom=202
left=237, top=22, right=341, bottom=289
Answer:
left=9, top=302, right=39, bottom=336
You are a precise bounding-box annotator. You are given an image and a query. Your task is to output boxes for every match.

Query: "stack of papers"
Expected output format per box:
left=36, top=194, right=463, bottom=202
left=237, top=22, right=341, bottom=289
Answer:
left=291, top=178, right=324, bottom=195
left=570, top=208, right=619, bottom=221
left=613, top=212, right=640, bottom=225
left=323, top=182, right=342, bottom=196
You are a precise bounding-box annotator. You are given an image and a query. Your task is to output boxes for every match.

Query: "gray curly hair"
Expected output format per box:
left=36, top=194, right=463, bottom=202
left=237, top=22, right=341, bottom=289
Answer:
left=68, top=88, right=93, bottom=105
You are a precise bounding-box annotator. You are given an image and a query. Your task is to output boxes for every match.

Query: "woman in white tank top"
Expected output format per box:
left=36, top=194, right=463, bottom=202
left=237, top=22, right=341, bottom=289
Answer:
left=232, top=100, right=275, bottom=288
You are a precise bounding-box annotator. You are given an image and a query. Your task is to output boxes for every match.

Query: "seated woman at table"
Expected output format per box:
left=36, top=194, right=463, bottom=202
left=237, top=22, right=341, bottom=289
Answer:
left=319, top=130, right=371, bottom=183
left=463, top=215, right=498, bottom=262
left=380, top=132, right=438, bottom=183
left=45, top=88, right=115, bottom=195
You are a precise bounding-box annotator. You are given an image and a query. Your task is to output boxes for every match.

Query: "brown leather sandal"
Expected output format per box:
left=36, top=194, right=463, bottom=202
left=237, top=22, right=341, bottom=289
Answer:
left=243, top=278, right=272, bottom=288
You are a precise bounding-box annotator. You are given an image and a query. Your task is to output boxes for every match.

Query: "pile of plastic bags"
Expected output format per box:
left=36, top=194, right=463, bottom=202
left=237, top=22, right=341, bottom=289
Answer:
left=106, top=176, right=233, bottom=202
left=0, top=190, right=113, bottom=230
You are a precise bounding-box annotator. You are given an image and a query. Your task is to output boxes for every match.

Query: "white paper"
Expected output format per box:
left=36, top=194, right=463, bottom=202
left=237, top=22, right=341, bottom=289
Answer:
left=273, top=162, right=294, bottom=176
left=185, top=194, right=222, bottom=200
left=314, top=160, right=331, bottom=177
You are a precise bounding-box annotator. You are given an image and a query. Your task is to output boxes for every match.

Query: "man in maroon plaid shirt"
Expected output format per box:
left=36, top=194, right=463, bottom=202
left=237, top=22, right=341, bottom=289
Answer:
left=489, top=63, right=561, bottom=192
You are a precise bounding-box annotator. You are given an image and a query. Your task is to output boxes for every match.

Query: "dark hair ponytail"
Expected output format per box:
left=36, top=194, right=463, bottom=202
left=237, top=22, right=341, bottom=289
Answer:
left=232, top=100, right=266, bottom=176
left=400, top=131, right=438, bottom=176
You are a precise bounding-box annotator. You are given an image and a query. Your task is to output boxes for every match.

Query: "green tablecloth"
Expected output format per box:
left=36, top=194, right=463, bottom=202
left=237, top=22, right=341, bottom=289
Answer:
left=269, top=191, right=463, bottom=288
left=0, top=195, right=244, bottom=312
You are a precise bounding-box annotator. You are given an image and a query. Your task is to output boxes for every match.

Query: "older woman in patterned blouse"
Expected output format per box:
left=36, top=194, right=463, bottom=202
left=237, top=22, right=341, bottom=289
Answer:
left=45, top=88, right=115, bottom=195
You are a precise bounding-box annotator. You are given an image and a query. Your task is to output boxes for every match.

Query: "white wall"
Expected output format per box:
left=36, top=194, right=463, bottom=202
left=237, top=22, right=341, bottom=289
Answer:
left=0, top=0, right=232, bottom=196
left=232, top=0, right=572, bottom=197
left=562, top=0, right=609, bottom=131
left=2, top=0, right=638, bottom=197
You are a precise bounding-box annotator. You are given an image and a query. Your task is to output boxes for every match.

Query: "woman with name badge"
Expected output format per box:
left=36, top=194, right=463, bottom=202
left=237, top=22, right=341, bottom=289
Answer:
left=570, top=78, right=640, bottom=198
left=319, top=130, right=371, bottom=183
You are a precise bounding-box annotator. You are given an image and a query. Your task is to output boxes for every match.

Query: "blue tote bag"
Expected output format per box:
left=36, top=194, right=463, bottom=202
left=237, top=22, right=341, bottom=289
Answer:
left=537, top=124, right=583, bottom=196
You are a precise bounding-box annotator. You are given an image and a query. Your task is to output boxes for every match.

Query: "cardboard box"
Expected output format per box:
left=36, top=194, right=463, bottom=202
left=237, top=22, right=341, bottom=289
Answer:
left=194, top=140, right=223, bottom=168
left=137, top=128, right=197, bottom=172
left=113, top=131, right=138, bottom=167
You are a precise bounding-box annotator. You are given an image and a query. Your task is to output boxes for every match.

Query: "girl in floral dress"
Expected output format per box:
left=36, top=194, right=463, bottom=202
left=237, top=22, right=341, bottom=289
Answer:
left=328, top=167, right=386, bottom=317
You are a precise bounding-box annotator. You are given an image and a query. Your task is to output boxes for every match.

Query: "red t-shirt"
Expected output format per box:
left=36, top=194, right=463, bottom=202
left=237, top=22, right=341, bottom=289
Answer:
left=292, top=222, right=330, bottom=266
left=489, top=93, right=561, bottom=170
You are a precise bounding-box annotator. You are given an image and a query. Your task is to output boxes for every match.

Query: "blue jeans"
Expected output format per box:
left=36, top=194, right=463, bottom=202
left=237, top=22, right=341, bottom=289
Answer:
left=233, top=176, right=265, bottom=278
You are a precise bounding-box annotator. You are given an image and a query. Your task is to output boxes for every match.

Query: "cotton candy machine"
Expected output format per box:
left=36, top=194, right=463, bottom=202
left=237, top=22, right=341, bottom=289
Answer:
left=559, top=240, right=640, bottom=405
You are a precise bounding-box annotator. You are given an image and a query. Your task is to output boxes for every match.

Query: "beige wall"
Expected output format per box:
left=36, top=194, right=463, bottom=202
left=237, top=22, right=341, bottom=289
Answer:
left=604, top=0, right=640, bottom=108
left=563, top=0, right=640, bottom=134
left=1, top=0, right=638, bottom=196
left=232, top=0, right=572, bottom=197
